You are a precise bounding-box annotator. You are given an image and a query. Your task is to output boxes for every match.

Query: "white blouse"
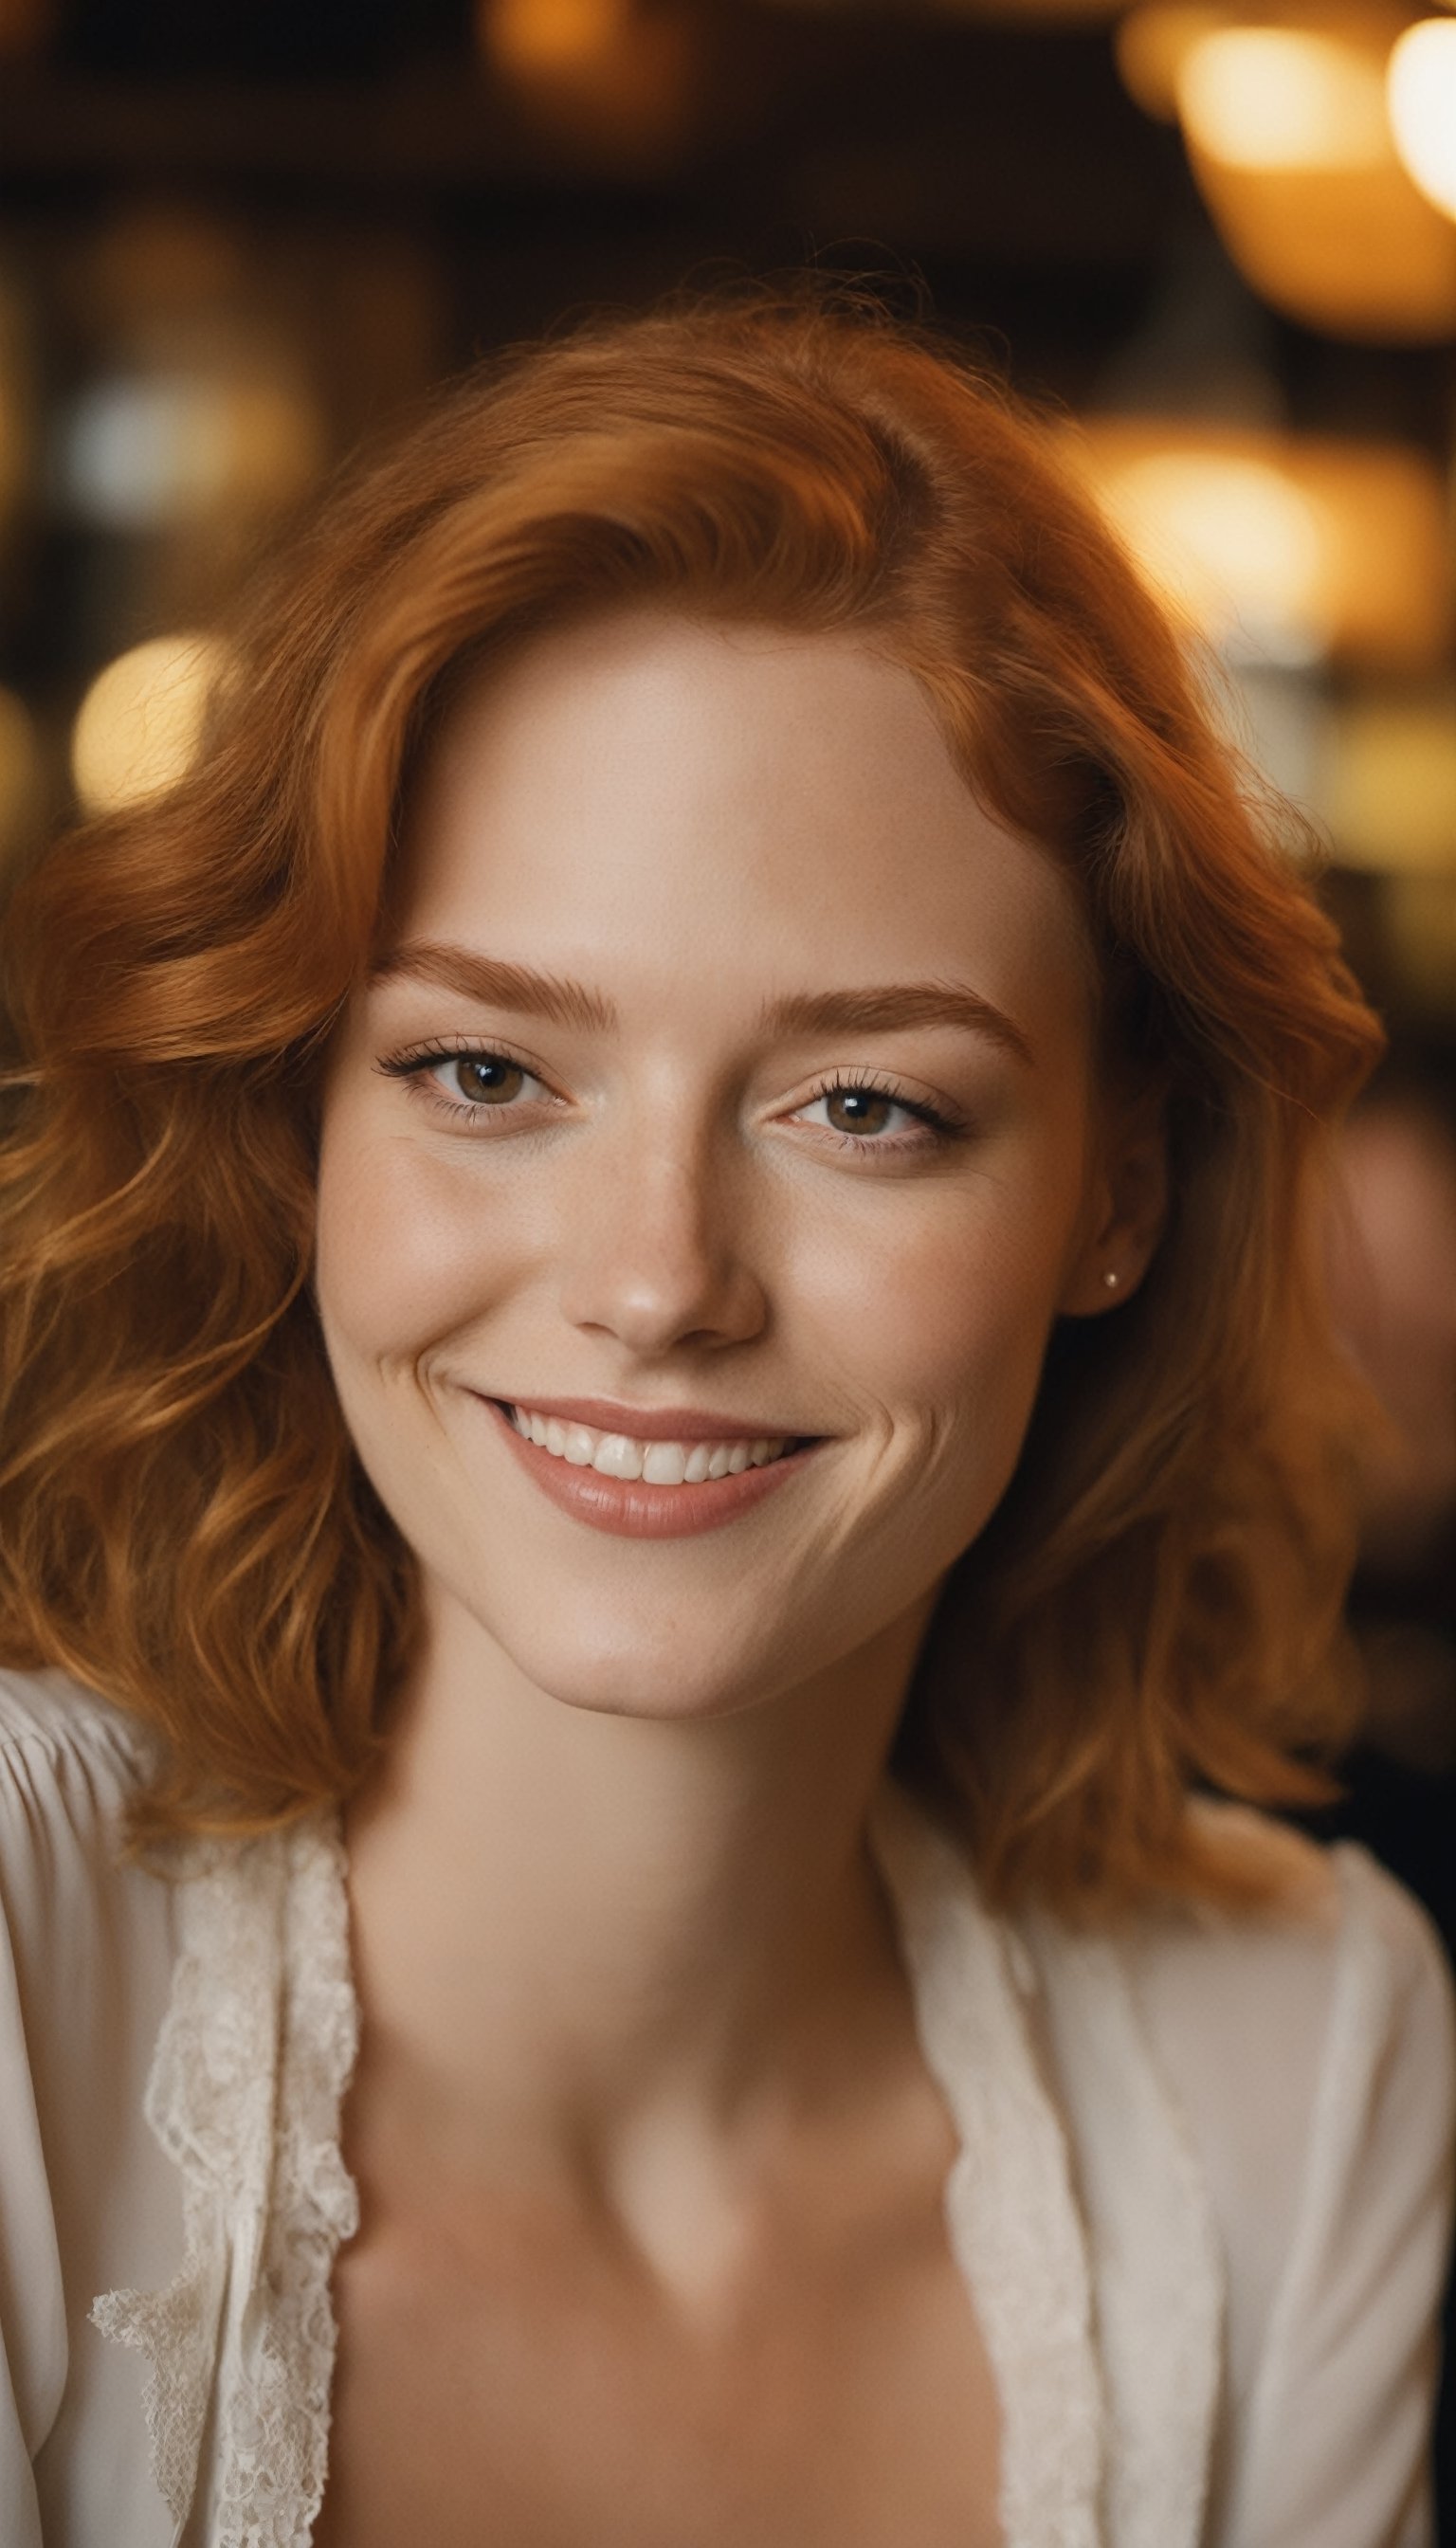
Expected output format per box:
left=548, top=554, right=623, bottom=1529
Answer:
left=1, top=1665, right=1452, bottom=2548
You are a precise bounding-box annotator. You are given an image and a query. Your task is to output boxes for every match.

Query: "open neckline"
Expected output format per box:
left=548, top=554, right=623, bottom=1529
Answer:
left=94, top=1780, right=1224, bottom=2547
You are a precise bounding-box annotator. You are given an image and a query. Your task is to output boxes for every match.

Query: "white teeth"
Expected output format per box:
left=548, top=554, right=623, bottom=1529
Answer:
left=642, top=1441, right=687, bottom=1485
left=592, top=1432, right=643, bottom=1481
left=508, top=1407, right=791, bottom=1488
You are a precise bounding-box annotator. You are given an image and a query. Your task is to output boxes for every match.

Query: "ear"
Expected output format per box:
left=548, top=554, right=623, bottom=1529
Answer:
left=1058, top=1090, right=1169, bottom=1318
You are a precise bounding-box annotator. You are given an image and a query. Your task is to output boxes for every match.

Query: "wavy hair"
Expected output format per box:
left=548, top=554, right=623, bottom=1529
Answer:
left=0, top=290, right=1382, bottom=1911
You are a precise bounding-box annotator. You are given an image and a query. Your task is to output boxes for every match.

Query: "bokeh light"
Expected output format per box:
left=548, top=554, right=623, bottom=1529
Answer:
left=1098, top=449, right=1328, bottom=662
left=483, top=0, right=632, bottom=76
left=1325, top=697, right=1456, bottom=874
left=1070, top=423, right=1452, bottom=669
left=1388, top=20, right=1456, bottom=225
left=476, top=0, right=697, bottom=163
left=1118, top=9, right=1456, bottom=337
left=59, top=368, right=323, bottom=534
left=70, top=633, right=228, bottom=815
left=1176, top=27, right=1390, bottom=171
left=1114, top=3, right=1228, bottom=119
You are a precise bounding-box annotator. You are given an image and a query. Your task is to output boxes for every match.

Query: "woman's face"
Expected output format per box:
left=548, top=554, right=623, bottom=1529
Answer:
left=316, top=611, right=1131, bottom=1722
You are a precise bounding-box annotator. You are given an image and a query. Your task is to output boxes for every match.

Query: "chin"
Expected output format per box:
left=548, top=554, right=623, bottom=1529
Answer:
left=497, top=1612, right=786, bottom=1724
left=550, top=1673, right=764, bottom=1727
left=443, top=1553, right=862, bottom=1725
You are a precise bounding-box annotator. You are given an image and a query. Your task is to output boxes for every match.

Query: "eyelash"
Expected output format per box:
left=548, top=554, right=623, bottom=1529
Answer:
left=797, top=1070, right=964, bottom=1153
left=377, top=1040, right=965, bottom=1155
left=377, top=1037, right=551, bottom=1124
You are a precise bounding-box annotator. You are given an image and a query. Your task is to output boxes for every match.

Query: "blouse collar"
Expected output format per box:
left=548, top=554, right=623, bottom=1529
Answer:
left=95, top=1784, right=1221, bottom=2548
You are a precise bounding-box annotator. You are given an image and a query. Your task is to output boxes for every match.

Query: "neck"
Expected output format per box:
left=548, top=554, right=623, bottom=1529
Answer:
left=343, top=1585, right=933, bottom=2211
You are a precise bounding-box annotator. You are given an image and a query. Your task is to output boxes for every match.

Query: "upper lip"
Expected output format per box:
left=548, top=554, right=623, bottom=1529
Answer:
left=484, top=1393, right=813, bottom=1444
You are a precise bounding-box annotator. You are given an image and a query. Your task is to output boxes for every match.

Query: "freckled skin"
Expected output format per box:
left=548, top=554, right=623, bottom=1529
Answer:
left=310, top=613, right=1158, bottom=2546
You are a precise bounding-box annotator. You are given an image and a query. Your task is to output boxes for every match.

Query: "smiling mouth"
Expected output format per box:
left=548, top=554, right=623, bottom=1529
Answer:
left=500, top=1403, right=799, bottom=1487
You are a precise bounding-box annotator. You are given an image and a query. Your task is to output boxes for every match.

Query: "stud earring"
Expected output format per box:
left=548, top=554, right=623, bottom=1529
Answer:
left=1102, top=1269, right=1120, bottom=1291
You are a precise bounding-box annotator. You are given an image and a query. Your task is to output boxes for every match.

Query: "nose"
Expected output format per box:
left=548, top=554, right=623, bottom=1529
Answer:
left=557, top=1113, right=768, bottom=1359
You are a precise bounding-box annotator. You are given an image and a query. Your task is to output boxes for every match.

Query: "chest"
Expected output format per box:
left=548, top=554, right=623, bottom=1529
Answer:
left=314, top=2186, right=1002, bottom=2548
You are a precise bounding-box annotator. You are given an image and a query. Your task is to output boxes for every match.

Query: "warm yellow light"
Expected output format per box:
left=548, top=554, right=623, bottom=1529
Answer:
left=1115, top=3, right=1228, bottom=120
left=1123, top=7, right=1456, bottom=335
left=1389, top=21, right=1456, bottom=224
left=477, top=0, right=692, bottom=168
left=1069, top=420, right=1452, bottom=669
left=71, top=634, right=228, bottom=815
left=1326, top=698, right=1456, bottom=873
left=483, top=0, right=631, bottom=75
left=1173, top=15, right=1456, bottom=341
left=1098, top=452, right=1330, bottom=660
left=1178, top=26, right=1392, bottom=170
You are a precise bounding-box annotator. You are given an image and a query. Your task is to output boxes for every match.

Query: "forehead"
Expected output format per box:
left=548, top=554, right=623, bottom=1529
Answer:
left=392, top=611, right=1095, bottom=1036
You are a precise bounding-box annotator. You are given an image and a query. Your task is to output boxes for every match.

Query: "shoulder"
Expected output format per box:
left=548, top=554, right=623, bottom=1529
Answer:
left=1024, top=1797, right=1453, bottom=2112
left=0, top=1664, right=163, bottom=1976
left=1128, top=1797, right=1455, bottom=2133
left=0, top=1672, right=185, bottom=2509
left=1119, top=1802, right=1454, bottom=2539
left=1121, top=1799, right=1454, bottom=2241
left=0, top=1662, right=156, bottom=1797
left=1017, top=1802, right=1452, bottom=2539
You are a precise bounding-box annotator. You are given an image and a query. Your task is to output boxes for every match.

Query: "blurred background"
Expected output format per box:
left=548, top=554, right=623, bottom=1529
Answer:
left=0, top=0, right=1452, bottom=2489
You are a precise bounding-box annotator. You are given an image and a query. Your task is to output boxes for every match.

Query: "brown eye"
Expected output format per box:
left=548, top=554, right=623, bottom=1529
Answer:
left=443, top=1055, right=527, bottom=1105
left=823, top=1086, right=897, bottom=1137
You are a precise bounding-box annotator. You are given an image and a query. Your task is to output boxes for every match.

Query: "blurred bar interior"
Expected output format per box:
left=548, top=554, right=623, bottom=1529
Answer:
left=0, top=1, right=1451, bottom=1858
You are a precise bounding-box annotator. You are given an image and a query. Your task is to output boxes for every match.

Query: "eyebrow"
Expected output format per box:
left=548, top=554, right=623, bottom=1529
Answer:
left=759, top=982, right=1035, bottom=1065
left=372, top=941, right=1032, bottom=1065
left=370, top=941, right=617, bottom=1034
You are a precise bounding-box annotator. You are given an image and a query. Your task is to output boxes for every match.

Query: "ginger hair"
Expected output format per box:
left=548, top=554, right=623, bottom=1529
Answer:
left=0, top=290, right=1382, bottom=1912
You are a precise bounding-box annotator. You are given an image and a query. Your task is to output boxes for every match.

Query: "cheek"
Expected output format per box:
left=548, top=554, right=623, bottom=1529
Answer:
left=312, top=1119, right=522, bottom=1371
left=791, top=1162, right=1086, bottom=1432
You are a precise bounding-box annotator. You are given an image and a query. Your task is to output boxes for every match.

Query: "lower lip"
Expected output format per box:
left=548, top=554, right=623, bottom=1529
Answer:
left=478, top=1399, right=820, bottom=1539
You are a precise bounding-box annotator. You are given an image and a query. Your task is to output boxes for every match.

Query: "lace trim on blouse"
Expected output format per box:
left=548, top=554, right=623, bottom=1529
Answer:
left=1020, top=1909, right=1225, bottom=2547
left=92, top=1787, right=1221, bottom=2547
left=92, top=1818, right=358, bottom=2548
left=867, top=1786, right=1104, bottom=2547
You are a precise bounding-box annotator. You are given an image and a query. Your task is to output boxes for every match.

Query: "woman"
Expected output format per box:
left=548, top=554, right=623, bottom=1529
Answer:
left=0, top=293, right=1450, bottom=2548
